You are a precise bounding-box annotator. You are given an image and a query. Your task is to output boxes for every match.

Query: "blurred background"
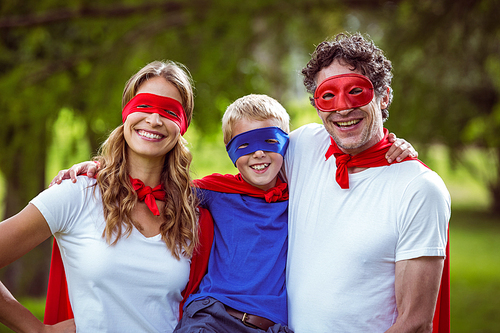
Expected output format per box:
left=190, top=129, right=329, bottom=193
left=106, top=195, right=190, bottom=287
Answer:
left=0, top=0, right=499, bottom=332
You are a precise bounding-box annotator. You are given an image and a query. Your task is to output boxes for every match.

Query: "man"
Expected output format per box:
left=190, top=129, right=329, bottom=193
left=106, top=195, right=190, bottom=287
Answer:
left=284, top=33, right=450, bottom=333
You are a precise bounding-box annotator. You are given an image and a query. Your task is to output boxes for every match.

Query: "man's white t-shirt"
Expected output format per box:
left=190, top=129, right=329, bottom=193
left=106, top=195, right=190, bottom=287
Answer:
left=284, top=123, right=450, bottom=333
left=31, top=177, right=190, bottom=332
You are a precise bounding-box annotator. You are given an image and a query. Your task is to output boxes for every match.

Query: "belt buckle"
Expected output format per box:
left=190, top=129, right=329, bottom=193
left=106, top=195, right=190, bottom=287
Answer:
left=240, top=313, right=258, bottom=329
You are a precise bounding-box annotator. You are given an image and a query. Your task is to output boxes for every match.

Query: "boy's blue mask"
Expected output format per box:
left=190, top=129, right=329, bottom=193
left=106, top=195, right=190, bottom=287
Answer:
left=226, top=126, right=290, bottom=165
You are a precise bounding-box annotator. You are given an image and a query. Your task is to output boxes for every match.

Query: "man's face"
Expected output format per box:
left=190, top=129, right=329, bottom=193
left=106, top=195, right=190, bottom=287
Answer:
left=315, top=60, right=389, bottom=155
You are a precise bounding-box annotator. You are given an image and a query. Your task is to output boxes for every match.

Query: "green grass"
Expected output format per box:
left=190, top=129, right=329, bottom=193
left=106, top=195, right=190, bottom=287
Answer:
left=450, top=210, right=500, bottom=333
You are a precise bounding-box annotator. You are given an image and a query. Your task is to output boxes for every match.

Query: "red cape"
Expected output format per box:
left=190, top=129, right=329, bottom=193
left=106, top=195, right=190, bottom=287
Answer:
left=43, top=206, right=214, bottom=324
left=433, top=232, right=450, bottom=333
left=193, top=173, right=288, bottom=202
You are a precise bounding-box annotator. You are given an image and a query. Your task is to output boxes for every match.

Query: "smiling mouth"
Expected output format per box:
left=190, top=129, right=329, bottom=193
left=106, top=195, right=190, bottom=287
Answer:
left=335, top=119, right=361, bottom=128
left=137, top=129, right=164, bottom=140
left=251, top=163, right=269, bottom=171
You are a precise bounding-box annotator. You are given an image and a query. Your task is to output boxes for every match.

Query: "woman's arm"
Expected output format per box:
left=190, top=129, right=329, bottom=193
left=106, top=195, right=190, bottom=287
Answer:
left=0, top=204, right=75, bottom=332
left=1, top=281, right=76, bottom=333
left=0, top=204, right=52, bottom=267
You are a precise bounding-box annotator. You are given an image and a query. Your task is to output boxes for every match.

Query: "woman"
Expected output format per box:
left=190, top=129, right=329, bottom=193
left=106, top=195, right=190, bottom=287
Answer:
left=0, top=60, right=212, bottom=332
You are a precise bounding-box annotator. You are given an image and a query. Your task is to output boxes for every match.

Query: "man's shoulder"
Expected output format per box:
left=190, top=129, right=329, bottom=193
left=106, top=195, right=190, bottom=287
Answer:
left=390, top=161, right=450, bottom=198
left=289, top=123, right=330, bottom=150
left=290, top=122, right=326, bottom=138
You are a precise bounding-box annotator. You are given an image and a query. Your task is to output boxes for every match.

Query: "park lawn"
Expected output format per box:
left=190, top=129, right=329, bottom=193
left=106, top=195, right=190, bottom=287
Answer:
left=450, top=209, right=500, bottom=333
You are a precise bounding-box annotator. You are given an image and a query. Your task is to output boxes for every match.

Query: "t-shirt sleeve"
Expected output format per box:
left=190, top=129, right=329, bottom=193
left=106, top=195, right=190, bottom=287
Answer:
left=396, top=170, right=451, bottom=261
left=30, top=177, right=96, bottom=235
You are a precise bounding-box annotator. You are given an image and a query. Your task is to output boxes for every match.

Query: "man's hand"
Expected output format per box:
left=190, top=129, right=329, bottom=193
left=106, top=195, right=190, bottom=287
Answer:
left=387, top=133, right=418, bottom=163
left=49, top=161, right=98, bottom=187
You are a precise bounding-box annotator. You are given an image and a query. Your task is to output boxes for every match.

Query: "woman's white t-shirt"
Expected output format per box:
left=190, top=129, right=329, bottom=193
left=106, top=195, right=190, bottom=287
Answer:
left=31, top=176, right=190, bottom=332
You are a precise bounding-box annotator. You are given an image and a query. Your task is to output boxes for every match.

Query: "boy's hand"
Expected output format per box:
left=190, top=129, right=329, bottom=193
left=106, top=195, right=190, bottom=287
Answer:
left=49, top=161, right=98, bottom=187
left=386, top=133, right=418, bottom=164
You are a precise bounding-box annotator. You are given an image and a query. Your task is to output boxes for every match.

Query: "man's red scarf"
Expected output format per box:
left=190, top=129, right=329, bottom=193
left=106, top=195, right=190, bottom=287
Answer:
left=193, top=173, right=288, bottom=203
left=43, top=207, right=214, bottom=324
left=325, top=128, right=450, bottom=333
left=325, top=128, right=426, bottom=189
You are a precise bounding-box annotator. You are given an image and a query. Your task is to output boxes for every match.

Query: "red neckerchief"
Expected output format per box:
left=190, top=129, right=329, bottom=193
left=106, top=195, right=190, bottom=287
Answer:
left=193, top=173, right=288, bottom=203
left=129, top=176, right=165, bottom=216
left=325, top=128, right=449, bottom=333
left=325, top=128, right=423, bottom=189
left=44, top=207, right=214, bottom=323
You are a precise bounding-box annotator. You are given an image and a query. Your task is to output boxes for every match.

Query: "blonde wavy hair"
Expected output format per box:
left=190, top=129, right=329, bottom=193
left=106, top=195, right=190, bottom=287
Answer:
left=93, top=60, right=199, bottom=260
left=222, top=94, right=290, bottom=144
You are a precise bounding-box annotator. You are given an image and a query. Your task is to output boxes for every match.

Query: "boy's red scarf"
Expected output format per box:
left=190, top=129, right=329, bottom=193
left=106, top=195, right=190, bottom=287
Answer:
left=43, top=207, right=214, bottom=324
left=193, top=173, right=288, bottom=202
left=325, top=128, right=450, bottom=333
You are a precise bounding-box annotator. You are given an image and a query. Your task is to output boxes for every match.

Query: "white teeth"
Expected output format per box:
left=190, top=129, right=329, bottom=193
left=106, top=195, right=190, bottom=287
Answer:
left=336, top=119, right=361, bottom=127
left=251, top=163, right=269, bottom=171
left=138, top=130, right=162, bottom=139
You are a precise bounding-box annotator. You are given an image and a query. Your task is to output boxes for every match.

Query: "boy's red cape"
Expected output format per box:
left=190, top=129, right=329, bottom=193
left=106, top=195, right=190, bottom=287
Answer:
left=43, top=206, right=214, bottom=324
left=193, top=173, right=288, bottom=203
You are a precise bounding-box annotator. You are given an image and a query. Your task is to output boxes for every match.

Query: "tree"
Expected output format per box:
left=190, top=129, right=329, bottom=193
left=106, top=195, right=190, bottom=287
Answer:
left=0, top=0, right=339, bottom=296
left=381, top=0, right=500, bottom=214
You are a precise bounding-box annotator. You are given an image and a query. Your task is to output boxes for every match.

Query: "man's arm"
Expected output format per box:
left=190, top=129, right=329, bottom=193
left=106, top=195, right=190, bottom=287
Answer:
left=386, top=256, right=444, bottom=333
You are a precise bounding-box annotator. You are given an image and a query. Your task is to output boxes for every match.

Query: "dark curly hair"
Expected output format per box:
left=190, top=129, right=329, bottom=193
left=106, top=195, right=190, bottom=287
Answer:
left=302, top=32, right=393, bottom=120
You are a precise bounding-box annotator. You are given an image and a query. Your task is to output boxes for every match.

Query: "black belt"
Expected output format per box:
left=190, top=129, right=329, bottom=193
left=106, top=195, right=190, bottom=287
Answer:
left=224, top=305, right=275, bottom=331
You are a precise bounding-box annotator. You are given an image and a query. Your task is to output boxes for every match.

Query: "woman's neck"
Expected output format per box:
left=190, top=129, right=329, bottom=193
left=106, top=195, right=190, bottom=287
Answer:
left=127, top=157, right=165, bottom=187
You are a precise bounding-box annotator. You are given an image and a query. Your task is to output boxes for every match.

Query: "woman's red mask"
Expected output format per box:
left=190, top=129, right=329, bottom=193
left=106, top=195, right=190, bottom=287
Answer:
left=314, top=73, right=374, bottom=112
left=122, top=93, right=188, bottom=135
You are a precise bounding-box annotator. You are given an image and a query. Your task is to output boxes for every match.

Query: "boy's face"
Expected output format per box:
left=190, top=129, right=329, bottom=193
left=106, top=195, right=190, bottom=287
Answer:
left=231, top=118, right=285, bottom=191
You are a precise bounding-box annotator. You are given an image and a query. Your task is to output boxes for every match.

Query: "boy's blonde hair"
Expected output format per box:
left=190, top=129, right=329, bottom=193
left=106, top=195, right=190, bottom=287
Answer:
left=222, top=94, right=290, bottom=145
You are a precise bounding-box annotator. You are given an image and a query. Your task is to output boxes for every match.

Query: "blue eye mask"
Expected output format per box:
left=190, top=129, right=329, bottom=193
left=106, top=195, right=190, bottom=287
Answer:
left=226, top=126, right=290, bottom=165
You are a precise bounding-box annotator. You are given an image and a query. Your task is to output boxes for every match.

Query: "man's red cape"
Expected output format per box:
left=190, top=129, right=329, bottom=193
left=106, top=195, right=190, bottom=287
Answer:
left=433, top=235, right=450, bottom=333
left=43, top=206, right=214, bottom=324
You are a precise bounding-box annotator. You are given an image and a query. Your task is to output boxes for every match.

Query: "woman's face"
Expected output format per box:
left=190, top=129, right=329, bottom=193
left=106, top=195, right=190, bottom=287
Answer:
left=123, top=76, right=182, bottom=163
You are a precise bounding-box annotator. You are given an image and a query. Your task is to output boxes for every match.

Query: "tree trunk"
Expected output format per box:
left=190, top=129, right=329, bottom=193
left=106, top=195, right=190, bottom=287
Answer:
left=490, top=147, right=500, bottom=216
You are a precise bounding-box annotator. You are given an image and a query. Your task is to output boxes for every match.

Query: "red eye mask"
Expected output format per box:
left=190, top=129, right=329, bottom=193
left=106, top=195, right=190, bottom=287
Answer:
left=314, top=73, right=374, bottom=112
left=122, top=93, right=188, bottom=135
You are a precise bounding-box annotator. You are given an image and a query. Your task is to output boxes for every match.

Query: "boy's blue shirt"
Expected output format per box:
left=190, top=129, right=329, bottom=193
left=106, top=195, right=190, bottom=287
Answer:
left=187, top=173, right=289, bottom=325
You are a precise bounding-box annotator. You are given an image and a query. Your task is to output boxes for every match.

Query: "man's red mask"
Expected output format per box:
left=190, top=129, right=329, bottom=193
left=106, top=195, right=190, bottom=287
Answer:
left=122, top=93, right=188, bottom=135
left=314, top=73, right=374, bottom=112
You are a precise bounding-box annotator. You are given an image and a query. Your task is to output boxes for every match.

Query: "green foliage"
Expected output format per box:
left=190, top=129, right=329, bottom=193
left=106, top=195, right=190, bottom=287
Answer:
left=46, top=108, right=92, bottom=182
left=380, top=0, right=500, bottom=212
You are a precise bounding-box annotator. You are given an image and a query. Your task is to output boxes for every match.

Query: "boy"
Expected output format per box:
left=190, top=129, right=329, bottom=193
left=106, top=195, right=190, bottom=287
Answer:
left=175, top=94, right=292, bottom=332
